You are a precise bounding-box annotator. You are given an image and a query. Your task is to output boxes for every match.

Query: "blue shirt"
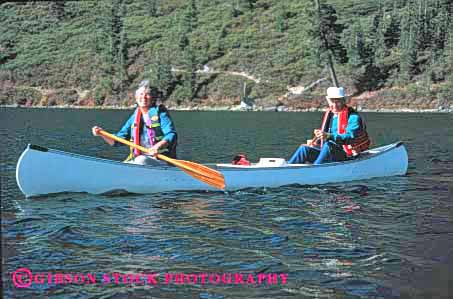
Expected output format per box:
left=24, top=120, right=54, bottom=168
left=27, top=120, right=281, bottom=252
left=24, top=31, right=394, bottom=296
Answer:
left=114, top=105, right=177, bottom=147
left=329, top=113, right=364, bottom=145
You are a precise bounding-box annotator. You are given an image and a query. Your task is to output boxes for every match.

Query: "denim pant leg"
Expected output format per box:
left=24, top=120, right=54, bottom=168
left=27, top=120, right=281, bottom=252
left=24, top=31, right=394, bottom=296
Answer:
left=314, top=141, right=347, bottom=164
left=288, top=145, right=321, bottom=164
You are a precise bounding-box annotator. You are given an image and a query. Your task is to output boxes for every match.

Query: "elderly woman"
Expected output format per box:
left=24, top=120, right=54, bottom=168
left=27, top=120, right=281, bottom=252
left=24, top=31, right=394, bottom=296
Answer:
left=92, top=80, right=177, bottom=165
left=288, top=87, right=370, bottom=164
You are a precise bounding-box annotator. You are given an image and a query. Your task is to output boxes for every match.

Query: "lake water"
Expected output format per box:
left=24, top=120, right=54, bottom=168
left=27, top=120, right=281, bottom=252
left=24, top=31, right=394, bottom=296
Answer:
left=1, top=108, right=453, bottom=298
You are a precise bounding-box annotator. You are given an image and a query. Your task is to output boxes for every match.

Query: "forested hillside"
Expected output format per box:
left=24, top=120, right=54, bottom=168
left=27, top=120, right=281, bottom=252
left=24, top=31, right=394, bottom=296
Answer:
left=1, top=0, right=452, bottom=110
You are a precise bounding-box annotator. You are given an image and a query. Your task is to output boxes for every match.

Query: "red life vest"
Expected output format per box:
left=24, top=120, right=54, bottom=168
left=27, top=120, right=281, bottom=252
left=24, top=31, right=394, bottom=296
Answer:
left=133, top=109, right=143, bottom=156
left=132, top=108, right=165, bottom=156
left=321, top=106, right=371, bottom=157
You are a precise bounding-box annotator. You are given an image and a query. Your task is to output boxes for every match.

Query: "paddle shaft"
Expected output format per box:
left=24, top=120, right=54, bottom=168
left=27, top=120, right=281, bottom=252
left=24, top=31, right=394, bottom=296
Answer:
left=97, top=130, right=225, bottom=190
left=99, top=130, right=182, bottom=163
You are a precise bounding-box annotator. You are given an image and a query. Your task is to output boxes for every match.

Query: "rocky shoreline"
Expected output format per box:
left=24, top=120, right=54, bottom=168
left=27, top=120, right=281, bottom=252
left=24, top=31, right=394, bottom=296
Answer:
left=3, top=81, right=452, bottom=113
left=1, top=103, right=452, bottom=113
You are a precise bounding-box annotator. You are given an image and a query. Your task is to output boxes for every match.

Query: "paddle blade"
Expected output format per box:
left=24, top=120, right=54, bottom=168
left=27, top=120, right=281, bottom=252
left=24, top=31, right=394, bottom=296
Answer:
left=162, top=157, right=225, bottom=190
left=179, top=160, right=224, bottom=177
left=179, top=167, right=225, bottom=190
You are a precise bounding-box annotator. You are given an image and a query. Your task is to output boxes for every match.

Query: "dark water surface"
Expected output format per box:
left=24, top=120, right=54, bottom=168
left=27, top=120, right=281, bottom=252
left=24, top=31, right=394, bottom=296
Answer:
left=1, top=108, right=453, bottom=298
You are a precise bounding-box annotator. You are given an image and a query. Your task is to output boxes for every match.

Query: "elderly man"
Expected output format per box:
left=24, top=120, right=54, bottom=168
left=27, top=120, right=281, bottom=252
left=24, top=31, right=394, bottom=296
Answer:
left=92, top=80, right=177, bottom=165
left=288, top=87, right=370, bottom=164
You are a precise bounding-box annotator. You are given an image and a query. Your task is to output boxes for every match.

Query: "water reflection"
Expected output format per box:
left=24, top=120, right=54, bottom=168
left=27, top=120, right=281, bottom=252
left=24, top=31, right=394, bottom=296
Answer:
left=173, top=198, right=225, bottom=226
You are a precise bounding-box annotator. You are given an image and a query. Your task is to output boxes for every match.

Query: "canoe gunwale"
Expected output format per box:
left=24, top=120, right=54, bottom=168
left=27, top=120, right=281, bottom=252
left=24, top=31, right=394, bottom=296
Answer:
left=23, top=144, right=175, bottom=170
left=23, top=141, right=405, bottom=172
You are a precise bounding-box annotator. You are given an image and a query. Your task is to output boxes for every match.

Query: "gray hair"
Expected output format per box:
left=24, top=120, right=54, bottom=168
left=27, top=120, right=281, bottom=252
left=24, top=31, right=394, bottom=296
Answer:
left=138, top=79, right=150, bottom=88
left=135, top=80, right=150, bottom=98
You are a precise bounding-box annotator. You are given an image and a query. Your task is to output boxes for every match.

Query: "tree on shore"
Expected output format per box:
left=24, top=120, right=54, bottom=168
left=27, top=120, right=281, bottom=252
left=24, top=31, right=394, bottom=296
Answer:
left=1, top=0, right=452, bottom=107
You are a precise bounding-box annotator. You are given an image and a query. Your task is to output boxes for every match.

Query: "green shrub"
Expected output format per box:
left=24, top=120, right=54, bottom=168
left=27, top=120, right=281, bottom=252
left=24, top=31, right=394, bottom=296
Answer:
left=93, top=87, right=106, bottom=106
left=437, top=80, right=453, bottom=108
left=0, top=87, right=14, bottom=105
left=56, top=89, right=79, bottom=105
left=6, top=87, right=43, bottom=106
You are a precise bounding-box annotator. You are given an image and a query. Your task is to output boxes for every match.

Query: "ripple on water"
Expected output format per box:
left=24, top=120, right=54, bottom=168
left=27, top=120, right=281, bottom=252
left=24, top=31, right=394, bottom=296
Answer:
left=3, top=110, right=453, bottom=298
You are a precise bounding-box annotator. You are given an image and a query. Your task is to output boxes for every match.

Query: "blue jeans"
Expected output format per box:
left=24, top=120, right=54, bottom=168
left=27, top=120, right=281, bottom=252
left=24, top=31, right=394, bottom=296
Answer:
left=288, top=141, right=348, bottom=164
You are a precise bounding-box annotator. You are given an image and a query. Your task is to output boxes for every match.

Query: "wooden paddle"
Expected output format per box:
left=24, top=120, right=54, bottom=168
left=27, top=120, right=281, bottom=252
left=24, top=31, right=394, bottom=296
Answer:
left=98, top=130, right=225, bottom=190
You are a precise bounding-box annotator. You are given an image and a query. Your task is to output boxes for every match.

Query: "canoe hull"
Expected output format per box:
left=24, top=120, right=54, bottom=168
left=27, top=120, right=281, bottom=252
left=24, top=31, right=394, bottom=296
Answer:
left=16, top=143, right=408, bottom=197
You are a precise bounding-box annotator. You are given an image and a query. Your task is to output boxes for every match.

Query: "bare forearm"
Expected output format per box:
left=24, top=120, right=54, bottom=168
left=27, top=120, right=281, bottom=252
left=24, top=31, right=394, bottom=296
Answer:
left=154, top=140, right=168, bottom=150
left=92, top=126, right=115, bottom=146
left=102, top=136, right=115, bottom=146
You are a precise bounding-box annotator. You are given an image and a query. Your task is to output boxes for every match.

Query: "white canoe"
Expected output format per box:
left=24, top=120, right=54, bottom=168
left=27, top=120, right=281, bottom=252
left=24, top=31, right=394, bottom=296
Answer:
left=16, top=142, right=408, bottom=197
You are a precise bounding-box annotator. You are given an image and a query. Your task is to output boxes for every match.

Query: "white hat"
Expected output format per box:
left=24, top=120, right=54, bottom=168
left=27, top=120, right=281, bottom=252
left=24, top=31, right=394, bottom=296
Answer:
left=326, top=87, right=345, bottom=99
